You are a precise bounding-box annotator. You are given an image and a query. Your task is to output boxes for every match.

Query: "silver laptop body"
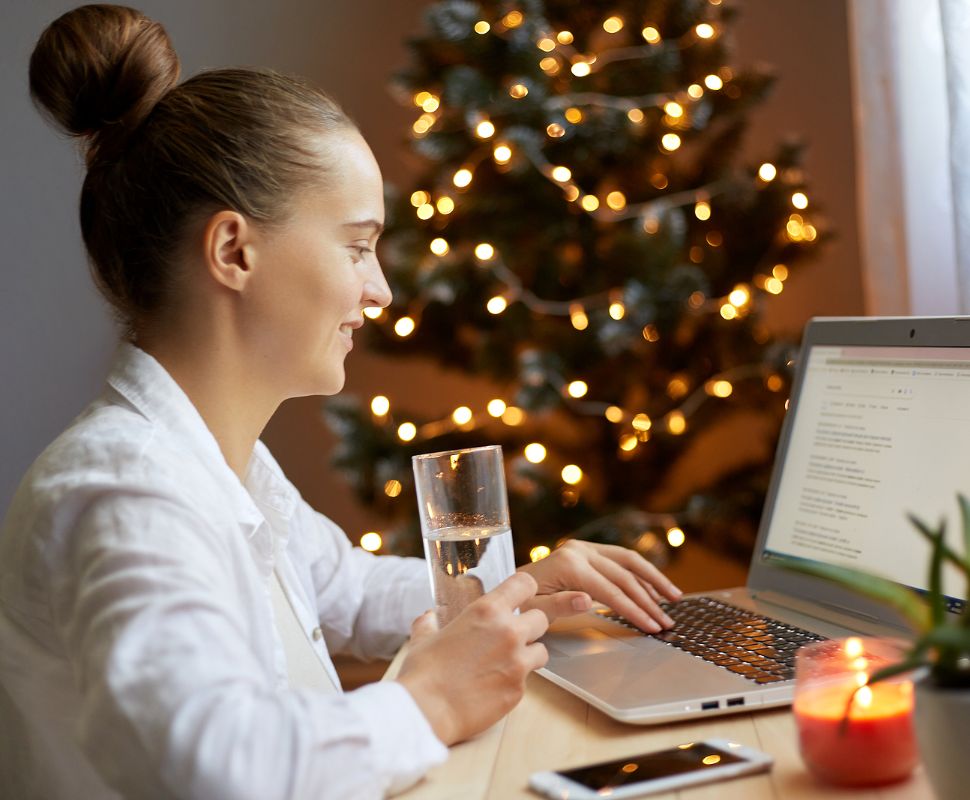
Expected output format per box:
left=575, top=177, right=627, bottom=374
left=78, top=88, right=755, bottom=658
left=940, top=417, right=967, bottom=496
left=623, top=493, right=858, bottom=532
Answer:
left=538, top=316, right=970, bottom=724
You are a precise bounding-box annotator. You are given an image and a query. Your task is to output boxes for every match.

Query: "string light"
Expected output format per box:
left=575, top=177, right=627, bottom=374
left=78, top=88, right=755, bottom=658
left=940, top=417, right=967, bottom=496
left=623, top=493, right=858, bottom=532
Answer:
left=766, top=375, right=784, bottom=392
left=695, top=23, right=715, bottom=39
left=416, top=203, right=434, bottom=220
left=603, top=16, right=624, bottom=33
left=704, top=74, right=724, bottom=90
left=394, top=316, right=416, bottom=337
left=475, top=242, right=495, bottom=260
left=720, top=303, right=738, bottom=320
left=530, top=545, right=551, bottom=562
left=501, top=406, right=525, bottom=425
left=627, top=108, right=645, bottom=123
left=502, top=10, right=524, bottom=28
left=608, top=301, right=625, bottom=320
left=370, top=395, right=390, bottom=416
left=706, top=379, right=733, bottom=398
left=765, top=277, right=784, bottom=294
left=384, top=480, right=402, bottom=498
left=493, top=144, right=512, bottom=164
left=546, top=122, right=565, bottom=137
left=619, top=434, right=638, bottom=451
left=664, top=101, right=684, bottom=118
left=569, top=303, right=589, bottom=331
left=540, top=57, right=560, bottom=75
left=661, top=133, right=682, bottom=151
left=487, top=398, right=507, bottom=417
left=642, top=26, right=661, bottom=44
left=453, top=168, right=473, bottom=188
left=580, top=195, right=600, bottom=211
left=397, top=422, right=417, bottom=441
left=632, top=413, right=652, bottom=432
left=567, top=380, right=588, bottom=398
left=537, top=37, right=556, bottom=52
left=758, top=162, right=777, bottom=182
left=474, top=20, right=490, bottom=34
left=605, top=405, right=624, bottom=423
left=694, top=200, right=711, bottom=220
left=606, top=191, right=627, bottom=211
left=564, top=107, right=583, bottom=123
left=564, top=185, right=580, bottom=201
left=561, top=464, right=583, bottom=484
left=436, top=196, right=455, bottom=214
left=729, top=285, right=751, bottom=307
left=360, top=532, right=382, bottom=551
left=420, top=95, right=440, bottom=113
left=557, top=30, right=574, bottom=45
left=486, top=295, right=508, bottom=314
left=410, top=190, right=429, bottom=207
left=524, top=443, right=547, bottom=463
left=667, top=411, right=687, bottom=435
left=687, top=83, right=704, bottom=99
left=666, top=527, right=686, bottom=547
left=773, top=264, right=789, bottom=280
left=551, top=165, right=572, bottom=182
left=509, top=83, right=529, bottom=99
left=792, top=191, right=809, bottom=209
left=642, top=324, right=660, bottom=342
left=429, top=237, right=449, bottom=256
left=452, top=406, right=473, bottom=425
left=475, top=120, right=495, bottom=138
left=413, top=91, right=432, bottom=107
left=363, top=306, right=383, bottom=320
left=571, top=59, right=592, bottom=78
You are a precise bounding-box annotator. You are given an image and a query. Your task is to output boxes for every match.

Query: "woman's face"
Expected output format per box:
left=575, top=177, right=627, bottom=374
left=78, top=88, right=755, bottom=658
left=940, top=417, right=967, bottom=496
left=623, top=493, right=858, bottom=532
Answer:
left=243, top=129, right=391, bottom=398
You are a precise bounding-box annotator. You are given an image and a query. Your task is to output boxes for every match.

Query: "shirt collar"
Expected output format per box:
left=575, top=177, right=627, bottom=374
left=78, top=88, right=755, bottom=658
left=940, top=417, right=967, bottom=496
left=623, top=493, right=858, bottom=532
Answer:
left=105, top=343, right=298, bottom=547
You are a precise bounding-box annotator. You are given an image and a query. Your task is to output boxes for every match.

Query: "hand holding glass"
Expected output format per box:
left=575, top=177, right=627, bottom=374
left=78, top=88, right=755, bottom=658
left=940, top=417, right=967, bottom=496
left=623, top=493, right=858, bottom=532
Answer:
left=413, top=445, right=516, bottom=626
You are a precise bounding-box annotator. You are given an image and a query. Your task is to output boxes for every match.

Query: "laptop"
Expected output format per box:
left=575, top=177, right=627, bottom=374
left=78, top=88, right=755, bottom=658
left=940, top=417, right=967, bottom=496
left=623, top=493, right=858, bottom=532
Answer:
left=538, top=315, right=970, bottom=724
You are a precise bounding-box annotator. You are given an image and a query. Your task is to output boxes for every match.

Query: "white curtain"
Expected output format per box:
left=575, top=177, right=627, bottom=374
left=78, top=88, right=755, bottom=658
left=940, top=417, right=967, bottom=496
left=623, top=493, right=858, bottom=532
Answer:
left=939, top=0, right=970, bottom=314
left=849, top=0, right=965, bottom=315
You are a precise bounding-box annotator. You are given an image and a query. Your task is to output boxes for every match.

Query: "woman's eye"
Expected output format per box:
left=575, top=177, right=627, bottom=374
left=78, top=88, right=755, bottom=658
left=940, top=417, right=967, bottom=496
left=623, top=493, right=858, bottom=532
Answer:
left=350, top=245, right=373, bottom=262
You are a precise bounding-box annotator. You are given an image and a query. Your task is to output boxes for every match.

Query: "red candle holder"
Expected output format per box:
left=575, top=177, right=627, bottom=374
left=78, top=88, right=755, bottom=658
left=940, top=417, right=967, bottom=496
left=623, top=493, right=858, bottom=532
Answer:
left=793, top=637, right=917, bottom=787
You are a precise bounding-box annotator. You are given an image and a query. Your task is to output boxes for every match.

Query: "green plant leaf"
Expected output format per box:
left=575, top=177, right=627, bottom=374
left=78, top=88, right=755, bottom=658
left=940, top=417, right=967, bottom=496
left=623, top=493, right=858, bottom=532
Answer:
left=868, top=657, right=926, bottom=685
left=959, top=494, right=970, bottom=612
left=920, top=624, right=970, bottom=652
left=923, top=518, right=947, bottom=626
left=910, top=511, right=970, bottom=579
left=774, top=556, right=929, bottom=630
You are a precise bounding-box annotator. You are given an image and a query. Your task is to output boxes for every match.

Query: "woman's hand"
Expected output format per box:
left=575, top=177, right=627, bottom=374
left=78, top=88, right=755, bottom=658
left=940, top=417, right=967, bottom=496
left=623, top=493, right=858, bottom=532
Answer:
left=516, top=539, right=682, bottom=632
left=396, top=572, right=548, bottom=746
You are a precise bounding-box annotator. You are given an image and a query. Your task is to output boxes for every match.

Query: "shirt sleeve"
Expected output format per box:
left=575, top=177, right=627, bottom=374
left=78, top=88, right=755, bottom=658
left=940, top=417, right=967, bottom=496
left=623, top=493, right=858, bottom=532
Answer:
left=295, top=503, right=434, bottom=662
left=56, top=489, right=445, bottom=800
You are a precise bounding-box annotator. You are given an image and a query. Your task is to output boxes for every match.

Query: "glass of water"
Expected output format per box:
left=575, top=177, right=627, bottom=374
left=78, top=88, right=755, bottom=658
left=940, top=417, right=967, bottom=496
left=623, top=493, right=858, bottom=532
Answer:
left=412, top=444, right=516, bottom=626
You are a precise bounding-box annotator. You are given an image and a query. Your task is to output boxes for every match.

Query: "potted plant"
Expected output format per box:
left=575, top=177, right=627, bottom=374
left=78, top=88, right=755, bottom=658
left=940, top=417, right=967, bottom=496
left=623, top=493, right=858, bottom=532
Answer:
left=782, top=495, right=970, bottom=800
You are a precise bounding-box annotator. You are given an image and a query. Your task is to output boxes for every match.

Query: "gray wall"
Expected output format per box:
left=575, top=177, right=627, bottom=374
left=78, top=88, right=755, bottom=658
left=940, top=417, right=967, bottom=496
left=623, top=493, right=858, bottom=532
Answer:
left=1, top=1, right=861, bottom=537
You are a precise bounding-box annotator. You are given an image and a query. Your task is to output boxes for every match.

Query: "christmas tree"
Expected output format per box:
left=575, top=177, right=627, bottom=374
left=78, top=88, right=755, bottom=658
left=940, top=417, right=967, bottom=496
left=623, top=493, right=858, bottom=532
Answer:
left=325, top=0, right=822, bottom=566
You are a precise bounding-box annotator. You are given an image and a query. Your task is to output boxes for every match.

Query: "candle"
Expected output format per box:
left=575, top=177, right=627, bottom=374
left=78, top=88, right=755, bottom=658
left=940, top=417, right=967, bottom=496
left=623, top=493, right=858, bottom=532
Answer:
left=794, top=638, right=917, bottom=787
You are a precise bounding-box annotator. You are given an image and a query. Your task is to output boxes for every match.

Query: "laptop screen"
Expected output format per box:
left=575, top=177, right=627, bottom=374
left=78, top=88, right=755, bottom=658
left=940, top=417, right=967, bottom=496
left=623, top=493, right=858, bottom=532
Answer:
left=761, top=344, right=969, bottom=608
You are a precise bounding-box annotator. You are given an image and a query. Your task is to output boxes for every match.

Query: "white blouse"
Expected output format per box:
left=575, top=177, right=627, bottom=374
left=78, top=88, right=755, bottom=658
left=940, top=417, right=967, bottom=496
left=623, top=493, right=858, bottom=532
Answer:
left=0, top=343, right=446, bottom=799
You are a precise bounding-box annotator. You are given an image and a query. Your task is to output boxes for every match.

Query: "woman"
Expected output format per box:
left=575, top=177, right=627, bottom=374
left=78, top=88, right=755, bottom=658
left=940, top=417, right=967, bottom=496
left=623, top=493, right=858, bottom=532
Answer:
left=0, top=5, right=682, bottom=799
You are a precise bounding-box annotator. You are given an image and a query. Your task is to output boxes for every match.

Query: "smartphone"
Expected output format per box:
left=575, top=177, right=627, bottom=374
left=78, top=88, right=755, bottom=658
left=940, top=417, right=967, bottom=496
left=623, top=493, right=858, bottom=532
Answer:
left=529, top=738, right=773, bottom=799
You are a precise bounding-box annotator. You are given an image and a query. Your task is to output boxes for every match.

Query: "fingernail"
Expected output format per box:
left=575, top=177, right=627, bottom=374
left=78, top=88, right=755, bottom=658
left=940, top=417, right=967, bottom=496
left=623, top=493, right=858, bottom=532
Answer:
left=647, top=619, right=662, bottom=633
left=572, top=595, right=592, bottom=612
left=662, top=614, right=675, bottom=628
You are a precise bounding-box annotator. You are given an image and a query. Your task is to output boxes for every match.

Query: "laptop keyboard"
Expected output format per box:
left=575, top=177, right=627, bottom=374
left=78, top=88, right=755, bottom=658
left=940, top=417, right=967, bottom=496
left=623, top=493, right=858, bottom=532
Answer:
left=601, top=596, right=827, bottom=684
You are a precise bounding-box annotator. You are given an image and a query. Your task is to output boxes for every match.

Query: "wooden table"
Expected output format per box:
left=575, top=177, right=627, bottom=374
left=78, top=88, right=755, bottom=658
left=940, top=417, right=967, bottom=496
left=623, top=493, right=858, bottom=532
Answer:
left=386, top=652, right=934, bottom=799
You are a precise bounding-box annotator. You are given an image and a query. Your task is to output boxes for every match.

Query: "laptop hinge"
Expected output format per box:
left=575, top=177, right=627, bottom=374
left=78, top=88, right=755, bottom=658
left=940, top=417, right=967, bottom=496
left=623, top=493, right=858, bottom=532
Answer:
left=749, top=589, right=913, bottom=635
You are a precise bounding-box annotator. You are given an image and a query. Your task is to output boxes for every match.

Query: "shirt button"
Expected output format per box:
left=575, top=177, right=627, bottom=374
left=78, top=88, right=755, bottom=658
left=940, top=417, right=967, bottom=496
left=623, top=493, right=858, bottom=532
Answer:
left=312, top=627, right=323, bottom=641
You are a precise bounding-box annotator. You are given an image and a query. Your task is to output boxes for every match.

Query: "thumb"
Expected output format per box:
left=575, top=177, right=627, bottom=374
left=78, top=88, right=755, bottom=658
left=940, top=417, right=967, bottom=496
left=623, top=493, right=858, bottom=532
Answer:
left=521, top=591, right=592, bottom=623
left=410, top=610, right=439, bottom=641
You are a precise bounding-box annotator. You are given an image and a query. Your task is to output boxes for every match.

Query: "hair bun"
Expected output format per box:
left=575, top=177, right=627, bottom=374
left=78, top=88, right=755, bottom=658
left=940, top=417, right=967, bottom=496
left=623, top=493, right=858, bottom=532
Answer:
left=29, top=4, right=179, bottom=162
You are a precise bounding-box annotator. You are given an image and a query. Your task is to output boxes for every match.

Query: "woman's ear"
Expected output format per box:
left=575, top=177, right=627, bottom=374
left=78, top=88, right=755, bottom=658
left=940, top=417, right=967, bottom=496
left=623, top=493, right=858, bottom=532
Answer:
left=202, top=210, right=255, bottom=292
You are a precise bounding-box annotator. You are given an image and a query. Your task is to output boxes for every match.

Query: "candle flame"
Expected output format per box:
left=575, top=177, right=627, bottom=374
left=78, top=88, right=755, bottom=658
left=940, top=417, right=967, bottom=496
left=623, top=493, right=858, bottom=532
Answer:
left=844, top=637, right=864, bottom=659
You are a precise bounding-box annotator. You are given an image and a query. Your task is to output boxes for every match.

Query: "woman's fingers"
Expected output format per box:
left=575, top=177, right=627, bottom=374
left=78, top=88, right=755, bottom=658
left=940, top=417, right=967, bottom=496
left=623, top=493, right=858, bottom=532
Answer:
left=520, top=590, right=593, bottom=622
left=590, top=554, right=675, bottom=630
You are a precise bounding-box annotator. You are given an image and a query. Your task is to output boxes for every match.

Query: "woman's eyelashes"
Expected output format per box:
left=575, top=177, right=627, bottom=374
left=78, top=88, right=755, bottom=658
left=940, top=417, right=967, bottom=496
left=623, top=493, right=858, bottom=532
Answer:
left=348, top=244, right=374, bottom=263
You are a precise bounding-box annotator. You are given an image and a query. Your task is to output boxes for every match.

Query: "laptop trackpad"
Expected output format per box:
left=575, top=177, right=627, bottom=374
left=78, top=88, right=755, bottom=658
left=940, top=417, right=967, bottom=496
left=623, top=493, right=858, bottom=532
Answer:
left=544, top=626, right=638, bottom=658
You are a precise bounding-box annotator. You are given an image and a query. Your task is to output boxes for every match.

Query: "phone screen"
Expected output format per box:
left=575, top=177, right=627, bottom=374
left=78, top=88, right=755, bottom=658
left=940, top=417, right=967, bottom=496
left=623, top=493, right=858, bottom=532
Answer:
left=557, top=742, right=747, bottom=790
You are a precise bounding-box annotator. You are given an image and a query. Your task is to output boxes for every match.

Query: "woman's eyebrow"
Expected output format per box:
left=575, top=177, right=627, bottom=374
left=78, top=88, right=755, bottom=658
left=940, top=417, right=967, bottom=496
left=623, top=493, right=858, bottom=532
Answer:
left=342, top=220, right=384, bottom=235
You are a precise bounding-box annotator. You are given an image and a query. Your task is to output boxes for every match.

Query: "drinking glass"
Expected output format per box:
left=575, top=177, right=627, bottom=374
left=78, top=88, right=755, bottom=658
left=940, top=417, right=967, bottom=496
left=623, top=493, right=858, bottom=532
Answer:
left=412, top=445, right=516, bottom=626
